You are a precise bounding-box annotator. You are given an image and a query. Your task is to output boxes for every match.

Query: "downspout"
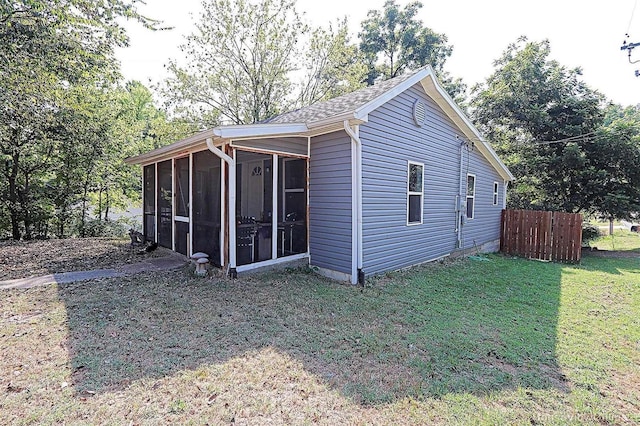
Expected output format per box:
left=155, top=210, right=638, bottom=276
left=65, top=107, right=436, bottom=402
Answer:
left=343, top=121, right=364, bottom=285
left=206, top=137, right=237, bottom=277
left=456, top=136, right=465, bottom=249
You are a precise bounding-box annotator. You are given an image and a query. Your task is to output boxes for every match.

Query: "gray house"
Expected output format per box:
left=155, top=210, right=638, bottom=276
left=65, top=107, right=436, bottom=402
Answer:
left=126, top=66, right=513, bottom=284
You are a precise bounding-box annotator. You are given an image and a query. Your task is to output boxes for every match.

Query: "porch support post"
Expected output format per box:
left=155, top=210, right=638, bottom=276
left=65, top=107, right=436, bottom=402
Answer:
left=272, top=154, right=278, bottom=260
left=154, top=162, right=158, bottom=243
left=220, top=160, right=226, bottom=268
left=171, top=158, right=175, bottom=252
left=206, top=138, right=237, bottom=277
left=188, top=152, right=193, bottom=257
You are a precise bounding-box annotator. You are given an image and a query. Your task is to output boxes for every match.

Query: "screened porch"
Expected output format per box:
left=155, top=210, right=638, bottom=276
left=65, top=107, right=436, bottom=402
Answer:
left=141, top=141, right=308, bottom=272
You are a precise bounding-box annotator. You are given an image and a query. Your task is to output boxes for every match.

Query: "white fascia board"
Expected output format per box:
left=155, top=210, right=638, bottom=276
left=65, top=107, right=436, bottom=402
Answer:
left=125, top=128, right=217, bottom=165
left=214, top=123, right=308, bottom=139
left=126, top=123, right=309, bottom=166
left=127, top=141, right=214, bottom=167
left=420, top=74, right=515, bottom=182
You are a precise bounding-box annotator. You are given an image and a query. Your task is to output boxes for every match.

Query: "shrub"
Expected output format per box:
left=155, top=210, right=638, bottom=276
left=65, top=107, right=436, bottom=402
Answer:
left=82, top=218, right=128, bottom=238
left=582, top=224, right=600, bottom=244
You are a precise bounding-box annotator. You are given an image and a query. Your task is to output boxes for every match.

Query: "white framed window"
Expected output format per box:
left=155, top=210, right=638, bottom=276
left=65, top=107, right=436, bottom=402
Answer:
left=407, top=161, right=424, bottom=225
left=466, top=174, right=476, bottom=219
left=493, top=182, right=499, bottom=206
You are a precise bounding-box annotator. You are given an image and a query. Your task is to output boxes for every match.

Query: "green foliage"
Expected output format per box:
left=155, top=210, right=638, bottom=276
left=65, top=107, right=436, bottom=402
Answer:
left=297, top=18, right=368, bottom=106
left=581, top=224, right=600, bottom=244
left=473, top=38, right=640, bottom=220
left=583, top=105, right=640, bottom=221
left=0, top=2, right=186, bottom=240
left=359, top=0, right=465, bottom=100
left=162, top=0, right=467, bottom=125
left=82, top=218, right=128, bottom=238
left=471, top=38, right=615, bottom=213
left=162, top=0, right=306, bottom=126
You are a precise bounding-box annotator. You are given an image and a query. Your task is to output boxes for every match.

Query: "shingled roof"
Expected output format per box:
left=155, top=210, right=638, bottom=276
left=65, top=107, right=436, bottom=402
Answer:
left=126, top=65, right=514, bottom=181
left=263, top=67, right=423, bottom=124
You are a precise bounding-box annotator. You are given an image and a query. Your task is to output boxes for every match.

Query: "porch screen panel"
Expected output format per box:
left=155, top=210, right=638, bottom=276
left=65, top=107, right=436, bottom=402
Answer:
left=278, top=158, right=307, bottom=257
left=175, top=157, right=189, bottom=217
left=236, top=151, right=274, bottom=265
left=175, top=221, right=189, bottom=256
left=193, top=150, right=222, bottom=265
left=157, top=160, right=172, bottom=248
left=143, top=164, right=156, bottom=242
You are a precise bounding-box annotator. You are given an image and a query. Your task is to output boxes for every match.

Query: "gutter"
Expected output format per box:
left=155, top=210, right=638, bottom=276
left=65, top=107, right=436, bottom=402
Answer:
left=343, top=121, right=364, bottom=285
left=206, top=138, right=237, bottom=277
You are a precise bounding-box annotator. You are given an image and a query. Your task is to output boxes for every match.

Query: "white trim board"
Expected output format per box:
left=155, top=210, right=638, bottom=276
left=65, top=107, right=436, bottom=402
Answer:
left=236, top=252, right=309, bottom=273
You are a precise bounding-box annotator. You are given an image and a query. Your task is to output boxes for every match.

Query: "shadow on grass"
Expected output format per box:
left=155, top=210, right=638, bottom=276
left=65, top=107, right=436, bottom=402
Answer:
left=579, top=253, right=640, bottom=275
left=58, top=255, right=568, bottom=405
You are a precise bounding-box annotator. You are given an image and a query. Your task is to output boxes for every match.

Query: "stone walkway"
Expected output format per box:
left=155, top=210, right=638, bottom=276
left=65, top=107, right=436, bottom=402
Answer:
left=0, top=254, right=187, bottom=290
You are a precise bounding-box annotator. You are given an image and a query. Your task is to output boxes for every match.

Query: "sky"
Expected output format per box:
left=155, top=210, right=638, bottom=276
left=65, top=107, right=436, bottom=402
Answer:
left=115, top=0, right=640, bottom=106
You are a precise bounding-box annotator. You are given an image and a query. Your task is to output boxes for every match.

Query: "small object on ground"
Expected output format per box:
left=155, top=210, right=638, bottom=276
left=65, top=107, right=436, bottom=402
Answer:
left=468, top=255, right=490, bottom=261
left=190, top=252, right=209, bottom=260
left=137, top=241, right=158, bottom=255
left=128, top=229, right=144, bottom=247
left=195, top=257, right=209, bottom=276
left=190, top=252, right=210, bottom=274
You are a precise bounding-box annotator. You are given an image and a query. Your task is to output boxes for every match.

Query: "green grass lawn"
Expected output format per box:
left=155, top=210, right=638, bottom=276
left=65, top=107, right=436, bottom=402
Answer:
left=590, top=230, right=640, bottom=252
left=1, top=254, right=639, bottom=424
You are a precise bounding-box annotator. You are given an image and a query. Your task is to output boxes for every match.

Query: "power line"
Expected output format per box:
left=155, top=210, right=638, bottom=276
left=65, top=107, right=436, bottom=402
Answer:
left=469, top=131, right=600, bottom=146
left=622, top=0, right=640, bottom=72
left=531, top=132, right=599, bottom=145
left=627, top=0, right=638, bottom=35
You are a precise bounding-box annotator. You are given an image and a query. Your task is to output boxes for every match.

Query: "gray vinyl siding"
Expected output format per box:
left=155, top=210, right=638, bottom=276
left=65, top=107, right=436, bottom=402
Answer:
left=461, top=148, right=504, bottom=250
left=309, top=131, right=352, bottom=274
left=360, top=83, right=503, bottom=276
left=233, top=137, right=307, bottom=156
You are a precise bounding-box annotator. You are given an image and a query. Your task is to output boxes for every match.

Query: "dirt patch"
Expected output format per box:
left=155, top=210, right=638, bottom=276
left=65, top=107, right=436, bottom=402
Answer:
left=602, top=370, right=640, bottom=422
left=0, top=238, right=169, bottom=280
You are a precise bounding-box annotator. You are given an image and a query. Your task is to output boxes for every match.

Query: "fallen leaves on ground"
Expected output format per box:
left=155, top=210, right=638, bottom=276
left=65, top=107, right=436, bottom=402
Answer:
left=0, top=238, right=168, bottom=280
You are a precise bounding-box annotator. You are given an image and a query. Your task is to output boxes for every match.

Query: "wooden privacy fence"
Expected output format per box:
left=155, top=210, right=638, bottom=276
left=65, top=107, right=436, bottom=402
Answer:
left=500, top=209, right=583, bottom=263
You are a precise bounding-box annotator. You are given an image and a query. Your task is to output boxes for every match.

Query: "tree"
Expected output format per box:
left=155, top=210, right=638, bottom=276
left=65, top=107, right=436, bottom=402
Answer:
left=93, top=82, right=196, bottom=225
left=0, top=1, right=158, bottom=239
left=297, top=18, right=368, bottom=106
left=50, top=85, right=114, bottom=238
left=162, top=0, right=306, bottom=126
left=358, top=0, right=465, bottom=99
left=583, top=105, right=640, bottom=223
left=471, top=38, right=605, bottom=213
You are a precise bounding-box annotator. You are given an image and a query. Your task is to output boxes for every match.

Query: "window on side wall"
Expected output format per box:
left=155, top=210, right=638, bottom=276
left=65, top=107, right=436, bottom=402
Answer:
left=407, top=161, right=424, bottom=225
left=466, top=174, right=476, bottom=219
left=493, top=182, right=499, bottom=206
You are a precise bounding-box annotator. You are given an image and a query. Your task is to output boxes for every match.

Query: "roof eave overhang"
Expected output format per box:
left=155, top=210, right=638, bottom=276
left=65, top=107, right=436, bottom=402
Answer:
left=125, top=123, right=311, bottom=166
left=307, top=111, right=367, bottom=129
left=213, top=122, right=309, bottom=139
left=124, top=129, right=216, bottom=166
